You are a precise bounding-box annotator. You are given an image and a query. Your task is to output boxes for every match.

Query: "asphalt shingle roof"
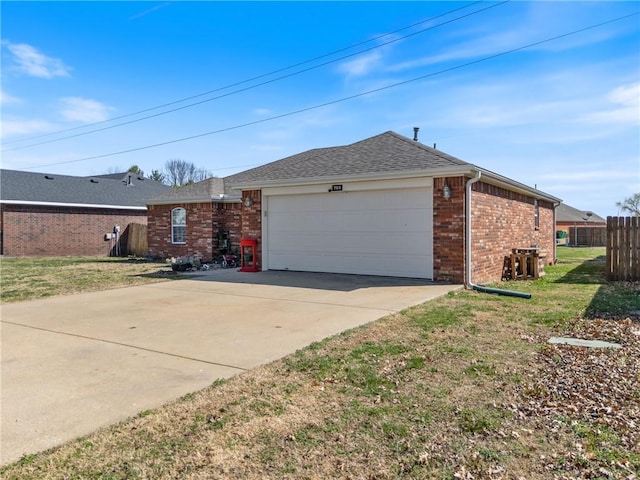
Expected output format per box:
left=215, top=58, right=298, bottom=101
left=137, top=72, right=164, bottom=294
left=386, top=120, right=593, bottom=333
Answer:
left=224, top=131, right=468, bottom=186
left=0, top=170, right=169, bottom=208
left=556, top=203, right=606, bottom=223
left=147, top=131, right=467, bottom=204
left=146, top=131, right=560, bottom=204
left=145, top=177, right=228, bottom=203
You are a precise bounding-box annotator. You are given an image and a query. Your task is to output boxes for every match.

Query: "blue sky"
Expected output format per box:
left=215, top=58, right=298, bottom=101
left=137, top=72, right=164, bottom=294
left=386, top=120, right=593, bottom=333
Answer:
left=1, top=1, right=638, bottom=217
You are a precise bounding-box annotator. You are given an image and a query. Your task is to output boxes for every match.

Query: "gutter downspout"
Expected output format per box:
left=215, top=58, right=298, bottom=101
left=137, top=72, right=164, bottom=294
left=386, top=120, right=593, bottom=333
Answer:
left=465, top=170, right=482, bottom=289
left=465, top=170, right=532, bottom=299
left=552, top=201, right=561, bottom=263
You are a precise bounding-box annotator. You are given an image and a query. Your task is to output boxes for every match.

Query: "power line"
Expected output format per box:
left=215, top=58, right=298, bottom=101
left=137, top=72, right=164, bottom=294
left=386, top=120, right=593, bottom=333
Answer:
left=3, top=1, right=506, bottom=152
left=22, top=10, right=640, bottom=170
left=2, top=1, right=487, bottom=148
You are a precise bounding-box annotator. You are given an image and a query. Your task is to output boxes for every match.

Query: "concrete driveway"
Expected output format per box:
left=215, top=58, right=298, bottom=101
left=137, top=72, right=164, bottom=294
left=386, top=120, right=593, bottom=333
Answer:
left=1, top=269, right=460, bottom=465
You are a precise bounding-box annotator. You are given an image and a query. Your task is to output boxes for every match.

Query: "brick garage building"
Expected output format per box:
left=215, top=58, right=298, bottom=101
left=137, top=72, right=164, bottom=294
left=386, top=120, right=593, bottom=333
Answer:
left=0, top=170, right=168, bottom=257
left=147, top=131, right=561, bottom=286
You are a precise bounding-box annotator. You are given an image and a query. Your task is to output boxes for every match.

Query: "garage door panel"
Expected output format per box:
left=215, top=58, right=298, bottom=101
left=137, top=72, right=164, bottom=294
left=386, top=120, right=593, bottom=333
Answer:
left=270, top=210, right=429, bottom=232
left=269, top=231, right=430, bottom=254
left=266, top=188, right=433, bottom=278
left=267, top=251, right=431, bottom=278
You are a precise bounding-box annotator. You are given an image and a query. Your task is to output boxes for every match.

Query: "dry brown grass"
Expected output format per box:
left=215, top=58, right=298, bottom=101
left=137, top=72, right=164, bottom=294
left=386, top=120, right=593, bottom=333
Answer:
left=0, top=257, right=176, bottom=303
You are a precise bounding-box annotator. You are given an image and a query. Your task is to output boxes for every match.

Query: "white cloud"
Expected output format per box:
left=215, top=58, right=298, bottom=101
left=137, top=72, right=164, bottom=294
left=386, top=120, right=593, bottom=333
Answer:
left=387, top=3, right=631, bottom=75
left=4, top=41, right=71, bottom=78
left=252, top=108, right=271, bottom=116
left=581, top=83, right=640, bottom=125
left=249, top=144, right=282, bottom=152
left=58, top=97, right=113, bottom=123
left=128, top=2, right=171, bottom=21
left=0, top=118, right=57, bottom=138
left=338, top=51, right=383, bottom=77
left=538, top=170, right=631, bottom=182
left=0, top=89, right=21, bottom=105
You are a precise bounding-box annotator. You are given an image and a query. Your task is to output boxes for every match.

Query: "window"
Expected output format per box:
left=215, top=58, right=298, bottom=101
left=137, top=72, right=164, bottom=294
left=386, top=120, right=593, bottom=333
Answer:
left=534, top=199, right=539, bottom=230
left=172, top=207, right=186, bottom=244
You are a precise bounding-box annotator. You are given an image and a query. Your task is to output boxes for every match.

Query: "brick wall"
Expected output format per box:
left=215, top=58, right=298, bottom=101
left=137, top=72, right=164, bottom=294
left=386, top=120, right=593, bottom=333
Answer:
left=212, top=202, right=242, bottom=254
left=432, top=178, right=555, bottom=285
left=147, top=201, right=242, bottom=261
left=147, top=202, right=212, bottom=261
left=432, top=177, right=466, bottom=283
left=241, top=190, right=262, bottom=270
left=470, top=182, right=555, bottom=285
left=0, top=204, right=147, bottom=257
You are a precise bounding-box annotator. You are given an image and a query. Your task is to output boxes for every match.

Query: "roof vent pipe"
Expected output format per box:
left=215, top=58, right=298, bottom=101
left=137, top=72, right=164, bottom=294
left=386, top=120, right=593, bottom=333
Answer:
left=413, top=127, right=419, bottom=142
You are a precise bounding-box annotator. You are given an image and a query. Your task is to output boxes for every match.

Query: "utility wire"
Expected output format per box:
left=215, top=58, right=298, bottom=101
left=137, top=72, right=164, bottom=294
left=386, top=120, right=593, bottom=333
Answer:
left=2, top=0, right=504, bottom=152
left=2, top=1, right=485, bottom=147
left=23, top=10, right=640, bottom=170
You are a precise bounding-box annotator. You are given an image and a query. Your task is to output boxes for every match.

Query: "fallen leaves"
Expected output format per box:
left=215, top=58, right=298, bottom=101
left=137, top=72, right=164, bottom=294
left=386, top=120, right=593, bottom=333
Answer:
left=509, top=317, right=640, bottom=479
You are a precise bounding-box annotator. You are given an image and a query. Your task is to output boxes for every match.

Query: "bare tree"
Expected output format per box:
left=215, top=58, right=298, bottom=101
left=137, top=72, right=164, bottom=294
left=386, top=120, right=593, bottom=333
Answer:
left=191, top=168, right=212, bottom=183
left=102, top=166, right=124, bottom=174
left=616, top=193, right=640, bottom=216
left=164, top=159, right=212, bottom=186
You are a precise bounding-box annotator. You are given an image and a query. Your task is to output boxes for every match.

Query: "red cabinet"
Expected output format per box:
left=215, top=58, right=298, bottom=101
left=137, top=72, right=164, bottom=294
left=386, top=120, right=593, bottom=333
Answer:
left=239, top=238, right=259, bottom=272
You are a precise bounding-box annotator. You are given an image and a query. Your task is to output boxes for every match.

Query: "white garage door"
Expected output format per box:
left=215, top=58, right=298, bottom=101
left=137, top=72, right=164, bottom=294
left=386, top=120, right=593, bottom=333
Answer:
left=265, top=187, right=433, bottom=278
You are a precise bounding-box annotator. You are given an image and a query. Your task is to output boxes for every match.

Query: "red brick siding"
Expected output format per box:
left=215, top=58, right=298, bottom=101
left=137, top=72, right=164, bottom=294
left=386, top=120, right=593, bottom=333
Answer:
left=470, top=182, right=555, bottom=285
left=432, top=177, right=466, bottom=283
left=241, top=190, right=262, bottom=270
left=148, top=202, right=211, bottom=260
left=432, top=178, right=555, bottom=285
left=147, top=202, right=242, bottom=261
left=0, top=204, right=147, bottom=257
left=212, top=202, right=242, bottom=254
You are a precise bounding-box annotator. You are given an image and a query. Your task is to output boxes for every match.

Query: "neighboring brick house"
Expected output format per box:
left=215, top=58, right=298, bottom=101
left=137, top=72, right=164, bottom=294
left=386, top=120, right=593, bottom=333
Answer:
left=147, top=131, right=561, bottom=285
left=556, top=203, right=606, bottom=231
left=0, top=170, right=168, bottom=256
left=555, top=203, right=606, bottom=247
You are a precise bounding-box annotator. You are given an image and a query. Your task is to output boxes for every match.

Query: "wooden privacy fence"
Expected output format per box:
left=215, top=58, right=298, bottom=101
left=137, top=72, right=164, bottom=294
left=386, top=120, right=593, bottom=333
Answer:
left=125, top=223, right=148, bottom=257
left=606, top=216, right=639, bottom=281
left=568, top=226, right=607, bottom=247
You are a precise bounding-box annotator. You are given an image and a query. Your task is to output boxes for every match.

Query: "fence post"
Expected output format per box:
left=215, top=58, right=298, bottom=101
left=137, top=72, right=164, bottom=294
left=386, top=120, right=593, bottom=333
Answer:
left=606, top=216, right=640, bottom=281
left=606, top=217, right=612, bottom=280
left=632, top=216, right=639, bottom=280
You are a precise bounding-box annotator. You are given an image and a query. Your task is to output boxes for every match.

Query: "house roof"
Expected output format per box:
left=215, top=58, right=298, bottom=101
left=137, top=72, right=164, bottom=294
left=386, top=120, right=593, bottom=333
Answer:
left=0, top=169, right=170, bottom=210
left=225, top=131, right=469, bottom=184
left=144, top=177, right=229, bottom=205
left=146, top=131, right=561, bottom=205
left=556, top=203, right=606, bottom=224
